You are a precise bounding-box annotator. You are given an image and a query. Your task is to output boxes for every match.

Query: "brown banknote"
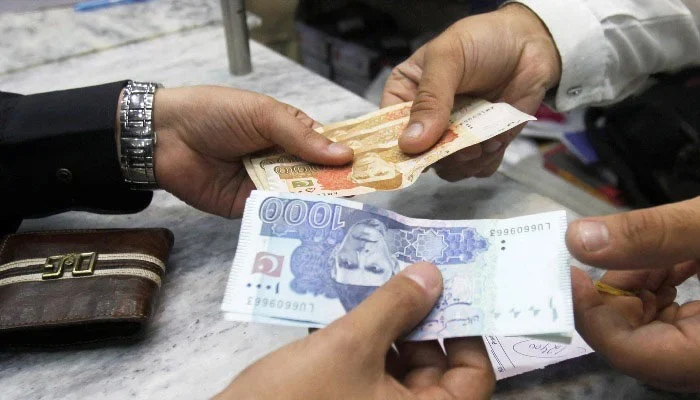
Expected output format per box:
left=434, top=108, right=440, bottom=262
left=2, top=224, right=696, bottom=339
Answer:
left=243, top=99, right=535, bottom=196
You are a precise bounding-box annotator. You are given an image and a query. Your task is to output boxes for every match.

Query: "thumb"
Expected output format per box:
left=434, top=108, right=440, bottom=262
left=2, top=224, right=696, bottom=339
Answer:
left=330, top=262, right=443, bottom=355
left=266, top=108, right=354, bottom=166
left=399, top=36, right=465, bottom=154
left=566, top=197, right=700, bottom=270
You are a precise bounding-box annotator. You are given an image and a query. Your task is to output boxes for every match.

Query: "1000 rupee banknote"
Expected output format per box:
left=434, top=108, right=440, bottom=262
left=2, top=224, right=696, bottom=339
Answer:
left=221, top=191, right=573, bottom=340
left=244, top=99, right=535, bottom=195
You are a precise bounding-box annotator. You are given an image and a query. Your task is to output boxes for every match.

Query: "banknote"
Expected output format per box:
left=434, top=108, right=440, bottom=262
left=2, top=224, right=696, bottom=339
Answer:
left=221, top=191, right=573, bottom=340
left=244, top=99, right=535, bottom=196
left=317, top=101, right=413, bottom=139
left=243, top=156, right=266, bottom=189
left=484, top=332, right=593, bottom=380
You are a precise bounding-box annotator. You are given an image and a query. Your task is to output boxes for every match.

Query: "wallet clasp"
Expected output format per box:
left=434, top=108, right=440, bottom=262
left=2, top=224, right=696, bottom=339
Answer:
left=42, top=252, right=98, bottom=279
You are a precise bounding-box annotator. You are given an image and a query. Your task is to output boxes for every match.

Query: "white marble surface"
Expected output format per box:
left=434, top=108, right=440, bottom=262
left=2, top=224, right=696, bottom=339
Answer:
left=1, top=9, right=698, bottom=400
left=0, top=0, right=223, bottom=75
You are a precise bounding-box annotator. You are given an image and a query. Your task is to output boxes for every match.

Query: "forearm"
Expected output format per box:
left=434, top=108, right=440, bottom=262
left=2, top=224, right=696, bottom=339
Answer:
left=512, top=0, right=700, bottom=111
left=0, top=82, right=152, bottom=223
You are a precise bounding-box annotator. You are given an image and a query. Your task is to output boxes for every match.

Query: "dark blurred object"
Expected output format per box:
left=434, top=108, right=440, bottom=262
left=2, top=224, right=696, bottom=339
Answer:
left=296, top=2, right=409, bottom=94
left=247, top=0, right=299, bottom=61
left=295, top=0, right=501, bottom=95
left=586, top=68, right=700, bottom=208
left=543, top=143, right=625, bottom=207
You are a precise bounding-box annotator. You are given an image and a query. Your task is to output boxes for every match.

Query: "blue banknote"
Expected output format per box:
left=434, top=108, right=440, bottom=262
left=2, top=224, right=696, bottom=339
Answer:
left=221, top=191, right=573, bottom=340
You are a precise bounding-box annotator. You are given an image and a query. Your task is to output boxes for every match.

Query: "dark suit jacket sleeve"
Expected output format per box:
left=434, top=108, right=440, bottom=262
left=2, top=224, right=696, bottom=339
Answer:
left=0, top=82, right=153, bottom=234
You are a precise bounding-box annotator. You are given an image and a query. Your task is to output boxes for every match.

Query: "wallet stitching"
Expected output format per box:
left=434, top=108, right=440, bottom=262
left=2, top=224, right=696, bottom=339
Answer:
left=0, top=312, right=150, bottom=329
left=0, top=228, right=173, bottom=264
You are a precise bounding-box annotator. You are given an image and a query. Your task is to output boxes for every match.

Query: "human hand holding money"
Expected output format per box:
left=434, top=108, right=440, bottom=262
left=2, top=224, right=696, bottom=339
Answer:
left=243, top=99, right=534, bottom=196
left=221, top=191, right=573, bottom=339
left=217, top=262, right=495, bottom=400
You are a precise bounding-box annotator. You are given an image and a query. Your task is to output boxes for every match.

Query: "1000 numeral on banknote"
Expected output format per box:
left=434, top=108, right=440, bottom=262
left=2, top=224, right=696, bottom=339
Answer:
left=221, top=191, right=573, bottom=340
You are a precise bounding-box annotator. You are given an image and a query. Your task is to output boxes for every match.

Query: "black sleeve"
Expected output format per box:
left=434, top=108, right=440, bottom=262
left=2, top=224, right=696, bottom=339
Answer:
left=0, top=82, right=153, bottom=233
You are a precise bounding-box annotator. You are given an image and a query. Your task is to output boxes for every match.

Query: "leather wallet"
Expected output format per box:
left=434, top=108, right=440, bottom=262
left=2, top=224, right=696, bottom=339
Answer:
left=0, top=228, right=174, bottom=348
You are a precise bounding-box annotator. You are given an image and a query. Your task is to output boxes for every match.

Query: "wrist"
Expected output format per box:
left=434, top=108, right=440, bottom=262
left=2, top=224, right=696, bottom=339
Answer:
left=500, top=2, right=562, bottom=89
left=153, top=88, right=178, bottom=134
left=152, top=88, right=184, bottom=193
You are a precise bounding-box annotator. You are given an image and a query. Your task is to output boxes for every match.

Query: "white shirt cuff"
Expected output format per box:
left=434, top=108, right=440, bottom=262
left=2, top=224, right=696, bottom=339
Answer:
left=510, top=0, right=608, bottom=111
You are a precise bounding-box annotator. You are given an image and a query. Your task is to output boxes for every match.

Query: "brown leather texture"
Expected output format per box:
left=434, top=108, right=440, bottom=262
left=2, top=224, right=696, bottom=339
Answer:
left=0, top=228, right=174, bottom=348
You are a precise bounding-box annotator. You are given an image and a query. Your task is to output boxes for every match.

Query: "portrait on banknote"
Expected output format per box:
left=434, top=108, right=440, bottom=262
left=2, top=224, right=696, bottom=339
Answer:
left=329, top=218, right=400, bottom=310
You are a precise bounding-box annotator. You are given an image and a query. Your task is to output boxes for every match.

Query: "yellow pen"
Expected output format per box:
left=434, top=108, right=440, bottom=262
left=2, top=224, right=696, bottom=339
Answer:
left=594, top=280, right=636, bottom=297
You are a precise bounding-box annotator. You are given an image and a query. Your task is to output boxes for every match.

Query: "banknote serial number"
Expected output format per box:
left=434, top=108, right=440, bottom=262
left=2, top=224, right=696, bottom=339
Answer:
left=490, top=223, right=550, bottom=237
left=248, top=296, right=315, bottom=312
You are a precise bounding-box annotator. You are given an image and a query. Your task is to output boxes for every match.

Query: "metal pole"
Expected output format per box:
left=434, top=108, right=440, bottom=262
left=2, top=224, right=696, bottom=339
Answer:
left=220, top=0, right=252, bottom=75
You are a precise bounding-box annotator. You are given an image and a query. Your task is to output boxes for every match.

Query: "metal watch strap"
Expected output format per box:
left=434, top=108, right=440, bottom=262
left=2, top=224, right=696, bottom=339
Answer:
left=119, top=81, right=163, bottom=190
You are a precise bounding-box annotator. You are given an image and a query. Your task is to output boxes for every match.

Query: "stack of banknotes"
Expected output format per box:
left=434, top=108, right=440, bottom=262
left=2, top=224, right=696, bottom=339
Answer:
left=243, top=98, right=535, bottom=196
left=221, top=191, right=574, bottom=340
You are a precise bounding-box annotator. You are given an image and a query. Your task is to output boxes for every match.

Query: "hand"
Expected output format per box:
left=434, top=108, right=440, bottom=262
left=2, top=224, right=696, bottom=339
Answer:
left=381, top=4, right=560, bottom=181
left=151, top=86, right=353, bottom=218
left=572, top=266, right=700, bottom=392
left=216, top=262, right=495, bottom=400
left=567, top=196, right=700, bottom=392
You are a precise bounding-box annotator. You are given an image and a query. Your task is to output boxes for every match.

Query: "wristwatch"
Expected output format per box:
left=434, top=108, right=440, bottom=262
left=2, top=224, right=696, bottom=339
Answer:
left=118, top=80, right=163, bottom=190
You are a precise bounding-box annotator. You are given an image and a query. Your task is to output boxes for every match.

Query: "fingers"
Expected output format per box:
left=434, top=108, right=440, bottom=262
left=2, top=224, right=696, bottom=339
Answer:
left=597, top=261, right=698, bottom=293
left=653, top=286, right=678, bottom=315
left=566, top=197, right=700, bottom=270
left=657, top=302, right=681, bottom=323
left=282, top=103, right=322, bottom=130
left=330, top=262, right=443, bottom=356
left=661, top=260, right=700, bottom=288
left=264, top=105, right=353, bottom=166
left=571, top=267, right=634, bottom=351
left=573, top=267, right=700, bottom=392
left=398, top=340, right=446, bottom=389
left=598, top=270, right=654, bottom=292
left=473, top=149, right=505, bottom=178
left=676, top=300, right=700, bottom=320
left=439, top=338, right=495, bottom=400
left=431, top=127, right=515, bottom=182
left=385, top=346, right=406, bottom=379
left=399, top=35, right=466, bottom=154
left=381, top=48, right=425, bottom=107
left=433, top=144, right=505, bottom=182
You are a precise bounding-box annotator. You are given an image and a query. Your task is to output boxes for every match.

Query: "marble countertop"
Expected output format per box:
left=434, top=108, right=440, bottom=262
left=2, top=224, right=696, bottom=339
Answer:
left=0, top=0, right=257, bottom=76
left=1, top=4, right=697, bottom=400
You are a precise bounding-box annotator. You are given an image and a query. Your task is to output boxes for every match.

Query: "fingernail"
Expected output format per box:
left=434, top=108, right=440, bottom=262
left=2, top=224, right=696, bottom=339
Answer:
left=577, top=221, right=610, bottom=252
left=403, top=263, right=441, bottom=295
left=328, top=142, right=352, bottom=157
left=402, top=123, right=424, bottom=141
left=483, top=140, right=503, bottom=153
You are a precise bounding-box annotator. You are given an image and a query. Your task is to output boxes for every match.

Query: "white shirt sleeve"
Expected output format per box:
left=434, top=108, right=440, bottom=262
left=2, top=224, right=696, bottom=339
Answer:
left=511, top=0, right=700, bottom=111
